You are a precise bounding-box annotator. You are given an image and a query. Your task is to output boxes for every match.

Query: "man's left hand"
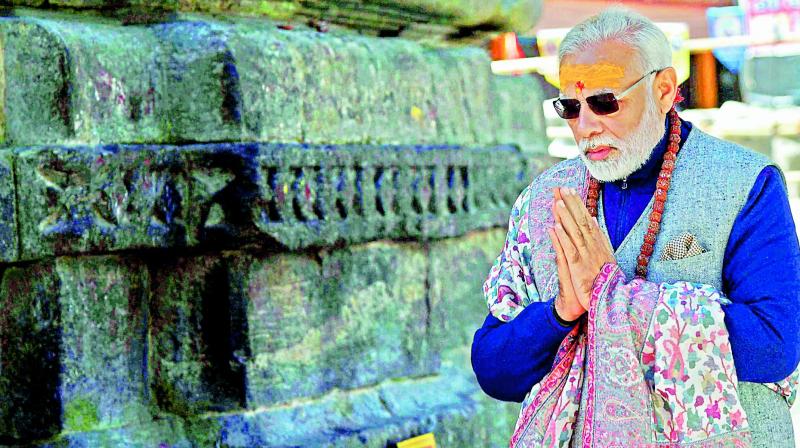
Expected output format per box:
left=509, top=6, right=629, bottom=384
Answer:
left=551, top=187, right=616, bottom=307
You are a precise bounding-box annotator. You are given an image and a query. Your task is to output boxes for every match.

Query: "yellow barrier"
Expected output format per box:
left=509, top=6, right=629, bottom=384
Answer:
left=397, top=432, right=437, bottom=448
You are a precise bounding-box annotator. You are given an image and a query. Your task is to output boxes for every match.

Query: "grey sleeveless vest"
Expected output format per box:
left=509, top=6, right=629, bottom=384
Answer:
left=574, top=127, right=793, bottom=446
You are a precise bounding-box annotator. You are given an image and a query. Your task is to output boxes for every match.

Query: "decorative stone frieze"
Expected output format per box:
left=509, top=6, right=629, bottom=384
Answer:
left=13, top=143, right=537, bottom=260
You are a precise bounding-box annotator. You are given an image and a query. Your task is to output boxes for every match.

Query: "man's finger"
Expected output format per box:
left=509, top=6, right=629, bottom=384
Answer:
left=552, top=187, right=564, bottom=224
left=584, top=212, right=609, bottom=253
left=561, top=187, right=595, bottom=245
left=555, top=187, right=586, bottom=252
left=554, top=222, right=580, bottom=264
left=592, top=216, right=615, bottom=257
left=549, top=227, right=570, bottom=276
left=550, top=227, right=584, bottom=317
left=549, top=226, right=575, bottom=299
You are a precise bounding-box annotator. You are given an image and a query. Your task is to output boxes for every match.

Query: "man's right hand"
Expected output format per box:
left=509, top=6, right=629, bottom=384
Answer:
left=548, top=188, right=587, bottom=321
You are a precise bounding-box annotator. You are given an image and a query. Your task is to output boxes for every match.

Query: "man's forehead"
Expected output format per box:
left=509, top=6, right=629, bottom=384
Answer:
left=559, top=62, right=627, bottom=94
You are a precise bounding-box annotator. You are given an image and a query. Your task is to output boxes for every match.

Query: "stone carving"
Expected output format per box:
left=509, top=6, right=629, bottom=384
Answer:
left=11, top=144, right=533, bottom=260
left=0, top=3, right=549, bottom=446
left=17, top=146, right=190, bottom=259
left=252, top=144, right=532, bottom=249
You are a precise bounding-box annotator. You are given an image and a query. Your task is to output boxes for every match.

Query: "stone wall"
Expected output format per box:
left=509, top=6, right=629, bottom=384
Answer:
left=3, top=235, right=526, bottom=446
left=0, top=4, right=549, bottom=447
left=6, top=0, right=542, bottom=43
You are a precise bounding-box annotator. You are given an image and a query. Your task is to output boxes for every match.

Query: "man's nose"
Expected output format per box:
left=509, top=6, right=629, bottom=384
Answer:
left=574, top=104, right=603, bottom=140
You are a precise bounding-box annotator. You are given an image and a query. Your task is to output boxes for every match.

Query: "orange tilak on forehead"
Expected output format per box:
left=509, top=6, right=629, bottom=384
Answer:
left=559, top=63, right=626, bottom=95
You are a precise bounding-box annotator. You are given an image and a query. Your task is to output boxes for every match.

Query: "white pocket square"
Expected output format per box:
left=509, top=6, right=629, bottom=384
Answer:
left=659, top=232, right=707, bottom=261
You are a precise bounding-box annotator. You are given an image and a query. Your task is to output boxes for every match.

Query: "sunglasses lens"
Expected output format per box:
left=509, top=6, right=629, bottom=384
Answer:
left=586, top=93, right=619, bottom=115
left=554, top=99, right=580, bottom=119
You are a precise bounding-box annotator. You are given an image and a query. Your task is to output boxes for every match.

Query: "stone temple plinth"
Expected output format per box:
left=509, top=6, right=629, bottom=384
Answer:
left=0, top=2, right=548, bottom=446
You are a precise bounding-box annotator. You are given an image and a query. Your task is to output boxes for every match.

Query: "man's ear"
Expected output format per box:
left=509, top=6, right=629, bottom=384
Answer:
left=654, top=67, right=678, bottom=113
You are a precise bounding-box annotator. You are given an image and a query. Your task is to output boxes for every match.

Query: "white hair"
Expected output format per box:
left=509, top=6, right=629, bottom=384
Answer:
left=558, top=7, right=672, bottom=75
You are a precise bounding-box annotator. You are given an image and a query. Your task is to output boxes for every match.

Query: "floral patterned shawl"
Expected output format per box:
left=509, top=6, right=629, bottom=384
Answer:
left=484, top=162, right=798, bottom=447
left=510, top=263, right=755, bottom=447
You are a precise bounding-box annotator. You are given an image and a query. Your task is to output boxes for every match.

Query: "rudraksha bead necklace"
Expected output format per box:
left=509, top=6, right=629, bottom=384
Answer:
left=585, top=107, right=681, bottom=279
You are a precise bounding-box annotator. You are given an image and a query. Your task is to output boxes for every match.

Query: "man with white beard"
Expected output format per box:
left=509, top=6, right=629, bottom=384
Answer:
left=472, top=7, right=800, bottom=447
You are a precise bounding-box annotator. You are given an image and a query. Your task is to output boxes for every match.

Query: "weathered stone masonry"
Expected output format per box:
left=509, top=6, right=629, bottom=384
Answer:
left=0, top=3, right=548, bottom=446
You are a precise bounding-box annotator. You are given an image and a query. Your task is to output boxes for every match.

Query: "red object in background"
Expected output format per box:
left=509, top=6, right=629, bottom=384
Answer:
left=624, top=0, right=733, bottom=4
left=489, top=32, right=526, bottom=61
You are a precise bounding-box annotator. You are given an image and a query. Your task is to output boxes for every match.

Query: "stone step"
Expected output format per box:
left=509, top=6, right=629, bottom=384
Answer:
left=33, top=367, right=520, bottom=447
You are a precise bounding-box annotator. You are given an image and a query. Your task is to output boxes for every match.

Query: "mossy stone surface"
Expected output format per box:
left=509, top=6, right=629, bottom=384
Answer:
left=1, top=231, right=529, bottom=446
left=0, top=19, right=72, bottom=145
left=0, top=15, right=549, bottom=148
left=9, top=0, right=544, bottom=36
left=0, top=5, right=552, bottom=447
left=56, top=256, right=151, bottom=432
left=0, top=263, right=61, bottom=442
left=152, top=21, right=244, bottom=143
left=238, top=241, right=435, bottom=407
left=361, top=38, right=440, bottom=145
left=493, top=75, right=550, bottom=155
left=293, top=31, right=373, bottom=144
left=40, top=417, right=193, bottom=448
left=150, top=255, right=245, bottom=416
left=44, top=19, right=164, bottom=144
left=230, top=251, right=331, bottom=405
left=0, top=150, right=17, bottom=262
left=191, top=369, right=480, bottom=447
left=224, top=21, right=305, bottom=143
left=429, top=228, right=507, bottom=352
left=453, top=47, right=497, bottom=145
left=10, top=143, right=535, bottom=260
left=425, top=49, right=473, bottom=145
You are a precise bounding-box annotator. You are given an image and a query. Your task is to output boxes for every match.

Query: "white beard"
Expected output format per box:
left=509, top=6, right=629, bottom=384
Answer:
left=578, top=94, right=666, bottom=182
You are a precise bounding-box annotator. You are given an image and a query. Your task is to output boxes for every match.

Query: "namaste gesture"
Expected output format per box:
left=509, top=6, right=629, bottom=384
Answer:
left=547, top=186, right=616, bottom=321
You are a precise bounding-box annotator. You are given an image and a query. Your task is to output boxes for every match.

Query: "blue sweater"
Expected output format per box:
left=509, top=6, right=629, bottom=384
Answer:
left=471, top=119, right=800, bottom=403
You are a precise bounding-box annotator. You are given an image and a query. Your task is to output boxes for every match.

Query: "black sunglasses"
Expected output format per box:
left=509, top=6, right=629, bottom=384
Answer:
left=552, top=68, right=662, bottom=119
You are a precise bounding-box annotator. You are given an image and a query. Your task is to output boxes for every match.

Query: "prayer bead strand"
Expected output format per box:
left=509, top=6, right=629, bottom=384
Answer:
left=586, top=108, right=682, bottom=279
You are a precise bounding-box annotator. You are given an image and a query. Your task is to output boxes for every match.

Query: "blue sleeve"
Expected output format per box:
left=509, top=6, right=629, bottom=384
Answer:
left=471, top=299, right=575, bottom=402
left=722, top=165, right=800, bottom=382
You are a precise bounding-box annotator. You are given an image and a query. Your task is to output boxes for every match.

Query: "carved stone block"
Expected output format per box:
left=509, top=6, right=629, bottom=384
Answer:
left=150, top=255, right=245, bottom=416
left=0, top=263, right=61, bottom=441
left=153, top=21, right=249, bottom=143
left=16, top=145, right=190, bottom=259
left=56, top=256, right=151, bottom=432
left=238, top=242, right=435, bottom=408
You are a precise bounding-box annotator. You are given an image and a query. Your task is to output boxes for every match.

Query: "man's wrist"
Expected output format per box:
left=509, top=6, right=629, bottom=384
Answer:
left=551, top=296, right=582, bottom=327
